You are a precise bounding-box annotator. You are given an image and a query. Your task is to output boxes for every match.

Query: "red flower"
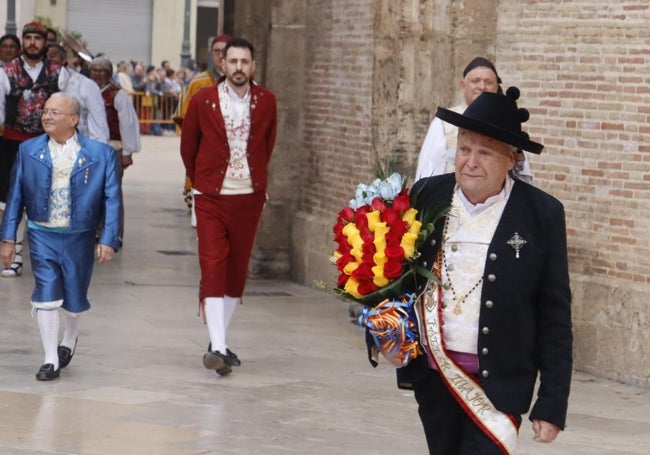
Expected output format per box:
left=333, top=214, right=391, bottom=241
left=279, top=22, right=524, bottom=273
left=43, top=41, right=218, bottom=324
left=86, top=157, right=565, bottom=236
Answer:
left=356, top=205, right=371, bottom=218
left=371, top=197, right=387, bottom=212
left=358, top=280, right=379, bottom=295
left=393, top=192, right=411, bottom=213
left=351, top=262, right=374, bottom=281
left=383, top=260, right=404, bottom=279
left=381, top=207, right=401, bottom=226
left=384, top=244, right=405, bottom=263
left=338, top=206, right=355, bottom=223
left=336, top=253, right=354, bottom=271
left=361, top=243, right=376, bottom=264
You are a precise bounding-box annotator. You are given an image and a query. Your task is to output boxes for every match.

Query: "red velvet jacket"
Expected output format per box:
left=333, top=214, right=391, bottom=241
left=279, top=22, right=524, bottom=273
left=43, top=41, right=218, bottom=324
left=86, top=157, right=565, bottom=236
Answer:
left=180, top=77, right=277, bottom=195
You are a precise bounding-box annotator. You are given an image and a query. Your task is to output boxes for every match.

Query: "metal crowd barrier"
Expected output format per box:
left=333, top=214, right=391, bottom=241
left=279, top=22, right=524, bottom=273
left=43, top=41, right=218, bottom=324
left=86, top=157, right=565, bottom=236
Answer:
left=131, top=91, right=177, bottom=125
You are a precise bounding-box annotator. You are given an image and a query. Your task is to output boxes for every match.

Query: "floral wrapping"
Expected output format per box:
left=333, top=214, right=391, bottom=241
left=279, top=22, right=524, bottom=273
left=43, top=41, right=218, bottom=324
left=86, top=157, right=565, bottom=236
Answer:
left=332, top=172, right=447, bottom=366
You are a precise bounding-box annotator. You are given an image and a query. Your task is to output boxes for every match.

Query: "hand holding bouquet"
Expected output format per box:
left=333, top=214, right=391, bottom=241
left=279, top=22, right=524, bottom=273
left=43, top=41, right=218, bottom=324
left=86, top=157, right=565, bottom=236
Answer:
left=332, top=171, right=446, bottom=366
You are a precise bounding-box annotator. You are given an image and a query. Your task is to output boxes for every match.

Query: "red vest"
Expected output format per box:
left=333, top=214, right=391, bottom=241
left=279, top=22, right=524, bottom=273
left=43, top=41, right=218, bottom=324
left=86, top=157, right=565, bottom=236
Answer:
left=101, top=83, right=121, bottom=141
left=3, top=58, right=61, bottom=139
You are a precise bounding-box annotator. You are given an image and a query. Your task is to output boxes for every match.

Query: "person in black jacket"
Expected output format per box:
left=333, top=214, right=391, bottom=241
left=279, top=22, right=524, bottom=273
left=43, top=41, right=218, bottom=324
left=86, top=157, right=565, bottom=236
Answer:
left=393, top=87, right=572, bottom=455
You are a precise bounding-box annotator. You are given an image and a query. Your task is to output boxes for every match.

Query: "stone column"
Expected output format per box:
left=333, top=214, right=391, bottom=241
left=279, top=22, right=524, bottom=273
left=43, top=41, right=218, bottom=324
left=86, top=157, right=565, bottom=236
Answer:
left=234, top=1, right=307, bottom=279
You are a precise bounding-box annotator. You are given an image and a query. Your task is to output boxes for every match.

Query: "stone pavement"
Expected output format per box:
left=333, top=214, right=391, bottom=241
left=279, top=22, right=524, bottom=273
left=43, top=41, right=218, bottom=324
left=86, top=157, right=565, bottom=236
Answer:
left=0, top=136, right=649, bottom=454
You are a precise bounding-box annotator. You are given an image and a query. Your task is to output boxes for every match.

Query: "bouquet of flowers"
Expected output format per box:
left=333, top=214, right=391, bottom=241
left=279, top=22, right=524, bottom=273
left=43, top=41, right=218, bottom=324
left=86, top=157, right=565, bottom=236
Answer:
left=332, top=171, right=447, bottom=366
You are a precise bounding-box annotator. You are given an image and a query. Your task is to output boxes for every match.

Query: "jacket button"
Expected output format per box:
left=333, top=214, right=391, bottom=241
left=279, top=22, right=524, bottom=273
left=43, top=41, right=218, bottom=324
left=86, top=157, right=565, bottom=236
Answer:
left=487, top=274, right=496, bottom=282
left=485, top=300, right=494, bottom=309
left=482, top=347, right=489, bottom=356
left=489, top=253, right=497, bottom=261
left=430, top=239, right=436, bottom=246
left=481, top=370, right=489, bottom=378
left=423, top=261, right=428, bottom=268
left=451, top=244, right=458, bottom=252
left=482, top=326, right=490, bottom=335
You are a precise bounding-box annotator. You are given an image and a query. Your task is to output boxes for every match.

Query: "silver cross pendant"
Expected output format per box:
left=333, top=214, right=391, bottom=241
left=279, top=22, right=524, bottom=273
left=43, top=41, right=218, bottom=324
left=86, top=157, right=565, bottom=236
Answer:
left=507, top=232, right=527, bottom=259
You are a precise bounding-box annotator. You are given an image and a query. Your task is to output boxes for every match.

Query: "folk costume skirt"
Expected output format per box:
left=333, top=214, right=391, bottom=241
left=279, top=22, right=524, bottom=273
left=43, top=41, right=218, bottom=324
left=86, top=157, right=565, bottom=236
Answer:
left=28, top=228, right=96, bottom=314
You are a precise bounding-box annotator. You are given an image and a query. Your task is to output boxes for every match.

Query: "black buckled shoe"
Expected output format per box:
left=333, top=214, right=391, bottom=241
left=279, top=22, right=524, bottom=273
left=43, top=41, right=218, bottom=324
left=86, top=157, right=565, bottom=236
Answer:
left=208, top=343, right=241, bottom=367
left=226, top=348, right=241, bottom=367
left=35, top=363, right=60, bottom=381
left=57, top=338, right=77, bottom=369
left=203, top=349, right=232, bottom=376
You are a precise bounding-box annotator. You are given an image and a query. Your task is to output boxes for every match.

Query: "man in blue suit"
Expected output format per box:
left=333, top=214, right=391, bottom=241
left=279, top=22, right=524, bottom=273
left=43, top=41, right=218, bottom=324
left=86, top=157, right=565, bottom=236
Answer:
left=0, top=92, right=122, bottom=381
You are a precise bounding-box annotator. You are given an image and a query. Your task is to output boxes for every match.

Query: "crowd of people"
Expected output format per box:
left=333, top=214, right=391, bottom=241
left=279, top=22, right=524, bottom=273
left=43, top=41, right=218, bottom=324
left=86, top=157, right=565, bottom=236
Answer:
left=0, top=22, right=279, bottom=390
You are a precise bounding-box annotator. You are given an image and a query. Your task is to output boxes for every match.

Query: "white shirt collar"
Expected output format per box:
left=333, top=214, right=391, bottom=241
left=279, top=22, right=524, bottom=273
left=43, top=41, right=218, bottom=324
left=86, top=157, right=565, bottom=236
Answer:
left=456, top=175, right=514, bottom=217
left=48, top=132, right=79, bottom=150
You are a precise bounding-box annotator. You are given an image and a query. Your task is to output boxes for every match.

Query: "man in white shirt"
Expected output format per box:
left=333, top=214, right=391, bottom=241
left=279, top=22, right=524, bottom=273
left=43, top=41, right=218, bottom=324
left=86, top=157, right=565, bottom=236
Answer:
left=89, top=56, right=141, bottom=244
left=88, top=57, right=140, bottom=169
left=415, top=57, right=532, bottom=183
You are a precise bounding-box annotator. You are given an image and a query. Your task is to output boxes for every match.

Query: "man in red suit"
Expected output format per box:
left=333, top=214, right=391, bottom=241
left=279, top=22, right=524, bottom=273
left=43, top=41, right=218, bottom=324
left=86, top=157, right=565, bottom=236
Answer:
left=180, top=37, right=277, bottom=377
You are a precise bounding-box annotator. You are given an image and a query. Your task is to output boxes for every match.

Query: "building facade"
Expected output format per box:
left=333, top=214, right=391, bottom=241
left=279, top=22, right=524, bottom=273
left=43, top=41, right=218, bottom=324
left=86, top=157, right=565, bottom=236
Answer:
left=2, top=0, right=648, bottom=387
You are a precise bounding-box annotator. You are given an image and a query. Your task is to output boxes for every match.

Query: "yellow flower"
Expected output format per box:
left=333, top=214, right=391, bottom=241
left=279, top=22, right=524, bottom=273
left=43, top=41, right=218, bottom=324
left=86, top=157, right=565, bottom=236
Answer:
left=343, top=223, right=363, bottom=247
left=343, top=261, right=359, bottom=275
left=373, top=250, right=387, bottom=266
left=402, top=208, right=418, bottom=225
left=373, top=222, right=389, bottom=251
left=344, top=277, right=362, bottom=298
left=343, top=223, right=364, bottom=261
left=400, top=232, right=418, bottom=259
left=372, top=265, right=390, bottom=287
left=408, top=220, right=422, bottom=235
left=366, top=210, right=381, bottom=232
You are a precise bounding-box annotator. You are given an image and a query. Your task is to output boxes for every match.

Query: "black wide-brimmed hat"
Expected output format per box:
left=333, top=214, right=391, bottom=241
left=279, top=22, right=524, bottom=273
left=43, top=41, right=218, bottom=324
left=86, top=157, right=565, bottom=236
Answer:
left=436, top=87, right=544, bottom=154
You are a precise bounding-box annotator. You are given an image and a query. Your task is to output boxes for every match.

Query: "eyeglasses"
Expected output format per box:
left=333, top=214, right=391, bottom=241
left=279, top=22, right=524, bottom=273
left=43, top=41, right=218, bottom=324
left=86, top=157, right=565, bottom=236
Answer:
left=42, top=109, right=76, bottom=117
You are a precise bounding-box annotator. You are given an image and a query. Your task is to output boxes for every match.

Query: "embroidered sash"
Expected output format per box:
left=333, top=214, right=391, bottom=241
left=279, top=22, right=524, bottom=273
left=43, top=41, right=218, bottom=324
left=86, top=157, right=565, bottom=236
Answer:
left=417, top=281, right=519, bottom=455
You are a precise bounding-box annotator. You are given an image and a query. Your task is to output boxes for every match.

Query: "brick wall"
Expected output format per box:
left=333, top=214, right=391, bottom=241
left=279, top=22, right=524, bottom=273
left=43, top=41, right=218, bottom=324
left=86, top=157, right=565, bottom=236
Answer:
left=498, top=0, right=650, bottom=283
left=496, top=0, right=650, bottom=385
left=274, top=0, right=650, bottom=385
left=300, top=0, right=375, bottom=220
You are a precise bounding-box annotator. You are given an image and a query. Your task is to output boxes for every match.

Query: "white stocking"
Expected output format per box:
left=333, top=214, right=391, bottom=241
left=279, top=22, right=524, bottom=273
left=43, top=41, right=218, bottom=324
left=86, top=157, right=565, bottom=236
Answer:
left=224, top=295, right=239, bottom=329
left=204, top=297, right=226, bottom=353
left=61, top=313, right=80, bottom=349
left=36, top=309, right=60, bottom=369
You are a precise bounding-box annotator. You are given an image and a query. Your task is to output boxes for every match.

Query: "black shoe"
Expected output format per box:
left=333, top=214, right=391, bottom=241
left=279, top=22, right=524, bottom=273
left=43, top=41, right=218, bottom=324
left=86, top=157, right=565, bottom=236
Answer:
left=208, top=343, right=241, bottom=367
left=58, top=338, right=77, bottom=369
left=35, top=363, right=60, bottom=381
left=226, top=348, right=241, bottom=367
left=203, top=350, right=232, bottom=376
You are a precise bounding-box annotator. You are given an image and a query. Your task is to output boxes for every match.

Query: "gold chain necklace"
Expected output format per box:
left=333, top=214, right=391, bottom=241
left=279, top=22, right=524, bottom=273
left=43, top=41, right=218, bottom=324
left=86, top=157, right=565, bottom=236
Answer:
left=441, top=217, right=484, bottom=315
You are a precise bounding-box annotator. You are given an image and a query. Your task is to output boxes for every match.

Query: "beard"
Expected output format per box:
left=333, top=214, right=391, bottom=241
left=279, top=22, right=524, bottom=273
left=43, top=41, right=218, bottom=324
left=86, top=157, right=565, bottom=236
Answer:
left=23, top=47, right=45, bottom=60
left=227, top=72, right=249, bottom=87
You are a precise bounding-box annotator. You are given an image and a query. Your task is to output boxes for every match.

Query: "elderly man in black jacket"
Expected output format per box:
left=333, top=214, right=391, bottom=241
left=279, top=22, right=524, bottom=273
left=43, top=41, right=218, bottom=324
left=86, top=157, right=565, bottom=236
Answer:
left=393, top=87, right=572, bottom=455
